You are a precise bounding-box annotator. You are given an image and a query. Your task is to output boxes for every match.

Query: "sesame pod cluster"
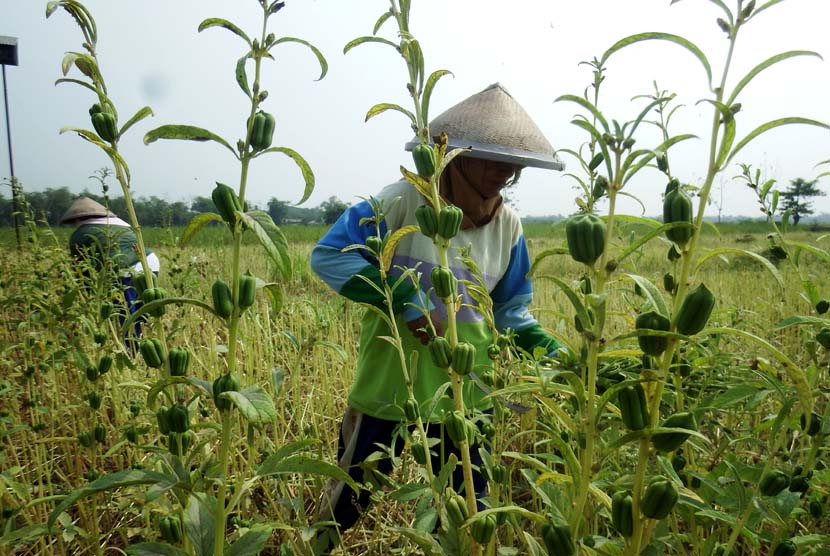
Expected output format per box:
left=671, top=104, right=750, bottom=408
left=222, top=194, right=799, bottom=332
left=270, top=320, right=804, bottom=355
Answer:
left=431, top=266, right=457, bottom=300
left=470, top=513, right=497, bottom=544
left=159, top=515, right=183, bottom=544
left=212, top=280, right=234, bottom=319
left=611, top=491, right=634, bottom=537
left=451, top=342, right=476, bottom=375
left=213, top=372, right=240, bottom=412
left=759, top=470, right=790, bottom=496
left=674, top=284, right=715, bottom=335
left=141, top=287, right=167, bottom=317
left=212, top=183, right=243, bottom=225
left=651, top=411, right=697, bottom=452
left=540, top=521, right=575, bottom=556
left=428, top=337, right=452, bottom=368
left=618, top=383, right=649, bottom=431
left=140, top=338, right=165, bottom=369
left=168, top=347, right=191, bottom=377
left=663, top=179, right=693, bottom=246
left=642, top=476, right=678, bottom=519
left=635, top=311, right=671, bottom=356
left=412, top=144, right=436, bottom=178
left=89, top=103, right=118, bottom=142
left=437, top=206, right=463, bottom=240
left=415, top=205, right=438, bottom=238
left=249, top=111, right=275, bottom=151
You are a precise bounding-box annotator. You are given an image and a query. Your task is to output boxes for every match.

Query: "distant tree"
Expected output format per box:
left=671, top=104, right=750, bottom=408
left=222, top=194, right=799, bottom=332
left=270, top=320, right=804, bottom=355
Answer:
left=320, top=196, right=349, bottom=225
left=268, top=198, right=289, bottom=225
left=780, top=177, right=825, bottom=225
left=191, top=196, right=215, bottom=214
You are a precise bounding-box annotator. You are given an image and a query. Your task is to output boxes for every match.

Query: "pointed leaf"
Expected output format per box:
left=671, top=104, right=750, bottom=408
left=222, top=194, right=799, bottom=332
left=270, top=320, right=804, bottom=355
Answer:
left=728, top=118, right=830, bottom=164
left=184, top=493, right=216, bottom=556
left=373, top=9, right=394, bottom=35
left=179, top=212, right=224, bottom=246
left=48, top=470, right=175, bottom=529
left=119, top=106, right=154, bottom=137
left=236, top=55, right=251, bottom=98
left=537, top=275, right=592, bottom=334
left=365, top=103, right=416, bottom=125
left=220, top=387, right=277, bottom=424
left=227, top=526, right=276, bottom=556
left=272, top=37, right=328, bottom=80
left=753, top=0, right=788, bottom=18
left=602, top=32, right=712, bottom=89
left=617, top=223, right=693, bottom=263
left=625, top=274, right=669, bottom=316
left=197, top=18, right=251, bottom=45
left=422, top=70, right=452, bottom=126
left=143, top=125, right=238, bottom=158
left=784, top=240, right=830, bottom=263
left=54, top=77, right=97, bottom=94
left=727, top=51, right=822, bottom=106
left=257, top=455, right=359, bottom=493
left=264, top=282, right=284, bottom=314
left=254, top=146, right=315, bottom=205
left=381, top=225, right=419, bottom=272
left=125, top=543, right=189, bottom=556
left=693, top=248, right=782, bottom=289
left=527, top=247, right=570, bottom=276
left=400, top=166, right=432, bottom=199
left=343, top=36, right=399, bottom=55
left=555, top=94, right=610, bottom=133
left=239, top=211, right=292, bottom=280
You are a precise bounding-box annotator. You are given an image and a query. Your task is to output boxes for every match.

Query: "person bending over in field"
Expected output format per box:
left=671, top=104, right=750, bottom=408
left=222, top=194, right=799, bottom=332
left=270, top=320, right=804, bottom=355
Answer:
left=309, top=83, right=565, bottom=554
left=60, top=197, right=160, bottom=346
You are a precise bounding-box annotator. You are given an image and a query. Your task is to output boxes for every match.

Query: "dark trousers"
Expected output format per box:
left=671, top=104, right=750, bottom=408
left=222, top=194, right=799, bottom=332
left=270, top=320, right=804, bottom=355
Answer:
left=321, top=410, right=489, bottom=539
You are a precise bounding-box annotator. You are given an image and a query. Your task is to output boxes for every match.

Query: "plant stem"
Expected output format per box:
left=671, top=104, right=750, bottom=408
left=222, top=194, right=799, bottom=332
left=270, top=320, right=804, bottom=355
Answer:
left=213, top=411, right=233, bottom=554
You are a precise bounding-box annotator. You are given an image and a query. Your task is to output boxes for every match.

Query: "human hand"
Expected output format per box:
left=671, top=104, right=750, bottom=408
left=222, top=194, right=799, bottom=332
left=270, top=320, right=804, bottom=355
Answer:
left=406, top=310, right=444, bottom=345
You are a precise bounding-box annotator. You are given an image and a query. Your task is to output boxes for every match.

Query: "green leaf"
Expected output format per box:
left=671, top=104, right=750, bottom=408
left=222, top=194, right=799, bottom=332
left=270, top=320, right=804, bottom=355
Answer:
left=365, top=103, right=416, bottom=125
left=392, top=527, right=443, bottom=556
left=555, top=94, right=610, bottom=133
left=343, top=36, right=399, bottom=55
left=624, top=274, right=669, bottom=316
left=220, top=387, right=277, bottom=424
left=257, top=454, right=359, bottom=493
left=184, top=493, right=216, bottom=556
left=197, top=18, right=251, bottom=45
left=253, top=146, right=315, bottom=205
left=693, top=247, right=784, bottom=289
left=143, top=125, right=238, bottom=158
left=226, top=526, right=275, bottom=556
left=727, top=51, right=822, bottom=106
left=616, top=223, right=692, bottom=263
left=272, top=37, right=328, bottom=81
left=753, top=0, right=788, bottom=18
left=422, top=70, right=452, bottom=127
left=125, top=543, right=189, bottom=556
left=783, top=240, right=830, bottom=263
left=602, top=32, right=712, bottom=89
left=264, top=282, right=284, bottom=314
left=373, top=9, right=394, bottom=35
left=727, top=118, right=830, bottom=164
left=239, top=212, right=292, bottom=281
left=179, top=212, right=224, bottom=246
left=622, top=134, right=697, bottom=185
left=118, top=106, right=154, bottom=137
left=527, top=247, right=570, bottom=277
left=121, top=297, right=219, bottom=334
left=48, top=470, right=175, bottom=529
left=54, top=77, right=97, bottom=94
left=236, top=55, right=251, bottom=99
left=536, top=275, right=592, bottom=335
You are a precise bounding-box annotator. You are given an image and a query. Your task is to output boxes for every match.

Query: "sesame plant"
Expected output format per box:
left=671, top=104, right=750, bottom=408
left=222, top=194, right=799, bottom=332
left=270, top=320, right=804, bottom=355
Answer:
left=527, top=1, right=829, bottom=555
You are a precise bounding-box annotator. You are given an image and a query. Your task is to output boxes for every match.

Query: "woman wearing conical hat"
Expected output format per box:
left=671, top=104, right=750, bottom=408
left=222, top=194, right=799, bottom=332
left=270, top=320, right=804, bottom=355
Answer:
left=310, top=84, right=565, bottom=552
left=60, top=197, right=160, bottom=342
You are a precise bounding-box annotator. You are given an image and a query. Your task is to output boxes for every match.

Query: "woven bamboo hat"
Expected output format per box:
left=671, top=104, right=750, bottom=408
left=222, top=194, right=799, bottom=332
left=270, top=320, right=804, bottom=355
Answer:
left=405, top=83, right=564, bottom=171
left=59, top=197, right=116, bottom=224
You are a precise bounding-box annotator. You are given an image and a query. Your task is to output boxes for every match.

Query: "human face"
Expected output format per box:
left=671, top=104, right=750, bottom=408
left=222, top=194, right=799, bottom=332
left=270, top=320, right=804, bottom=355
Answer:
left=478, top=159, right=520, bottom=197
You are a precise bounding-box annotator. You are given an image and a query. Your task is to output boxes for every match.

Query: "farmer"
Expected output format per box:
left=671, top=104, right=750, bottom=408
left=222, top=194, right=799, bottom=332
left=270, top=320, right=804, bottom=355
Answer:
left=310, top=83, right=565, bottom=552
left=60, top=197, right=160, bottom=343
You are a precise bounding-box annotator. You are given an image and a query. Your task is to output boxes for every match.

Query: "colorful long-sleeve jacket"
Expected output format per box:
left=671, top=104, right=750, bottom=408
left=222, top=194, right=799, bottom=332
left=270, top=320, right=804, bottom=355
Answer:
left=310, top=180, right=560, bottom=421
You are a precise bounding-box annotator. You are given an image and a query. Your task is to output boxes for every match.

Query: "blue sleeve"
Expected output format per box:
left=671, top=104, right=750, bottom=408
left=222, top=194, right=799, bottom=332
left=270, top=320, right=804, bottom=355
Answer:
left=491, top=235, right=560, bottom=353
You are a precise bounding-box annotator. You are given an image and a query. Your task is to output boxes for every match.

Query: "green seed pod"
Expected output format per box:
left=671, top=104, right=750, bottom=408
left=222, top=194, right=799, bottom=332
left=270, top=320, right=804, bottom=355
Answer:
left=617, top=383, right=649, bottom=431
left=428, top=336, right=453, bottom=368
left=211, top=279, right=234, bottom=319
left=403, top=399, right=420, bottom=422
left=486, top=344, right=501, bottom=360
left=412, top=143, right=436, bottom=178
left=674, top=283, right=716, bottom=335
left=93, top=424, right=106, bottom=444
left=489, top=463, right=507, bottom=484
left=159, top=515, right=183, bottom=544
left=238, top=272, right=257, bottom=310
left=167, top=430, right=194, bottom=456
left=445, top=492, right=468, bottom=527
left=635, top=311, right=671, bottom=356
left=415, top=205, right=438, bottom=238
left=651, top=411, right=697, bottom=452
left=773, top=540, right=797, bottom=556
left=816, top=299, right=829, bottom=315
left=671, top=453, right=687, bottom=472
left=125, top=426, right=138, bottom=443
left=168, top=403, right=189, bottom=433
left=87, top=391, right=102, bottom=410
left=141, top=287, right=167, bottom=317
left=801, top=412, right=821, bottom=436
left=90, top=109, right=118, bottom=142
left=85, top=365, right=99, bottom=382
left=642, top=476, right=678, bottom=519
left=759, top=470, right=790, bottom=496
left=664, top=186, right=694, bottom=246
left=99, top=301, right=114, bottom=320
left=156, top=407, right=171, bottom=435
left=437, top=205, right=463, bottom=240
left=789, top=474, right=809, bottom=493
left=667, top=244, right=682, bottom=261
left=565, top=213, right=606, bottom=265
left=97, top=354, right=113, bottom=375
left=445, top=410, right=468, bottom=444
left=588, top=153, right=604, bottom=171
left=365, top=235, right=383, bottom=255
left=168, top=347, right=191, bottom=377
left=470, top=513, right=497, bottom=544
left=249, top=111, right=276, bottom=151
left=809, top=499, right=823, bottom=518
left=656, top=152, right=669, bottom=174
left=411, top=442, right=428, bottom=465
left=140, top=338, right=165, bottom=369
left=431, top=266, right=457, bottom=299
left=541, top=521, right=575, bottom=556
left=817, top=327, right=830, bottom=350
left=77, top=431, right=94, bottom=448
left=611, top=491, right=634, bottom=537
left=93, top=331, right=108, bottom=345
left=211, top=183, right=243, bottom=225
left=213, top=372, right=240, bottom=412
left=451, top=342, right=476, bottom=375
left=663, top=273, right=675, bottom=293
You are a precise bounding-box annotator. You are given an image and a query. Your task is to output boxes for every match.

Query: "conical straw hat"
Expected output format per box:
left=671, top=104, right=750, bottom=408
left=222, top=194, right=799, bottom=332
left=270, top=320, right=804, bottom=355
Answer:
left=405, top=83, right=564, bottom=171
left=59, top=197, right=116, bottom=224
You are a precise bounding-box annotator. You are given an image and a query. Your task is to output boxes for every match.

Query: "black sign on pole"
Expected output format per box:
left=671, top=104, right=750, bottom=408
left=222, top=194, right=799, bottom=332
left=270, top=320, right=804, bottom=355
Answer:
left=0, top=36, right=20, bottom=248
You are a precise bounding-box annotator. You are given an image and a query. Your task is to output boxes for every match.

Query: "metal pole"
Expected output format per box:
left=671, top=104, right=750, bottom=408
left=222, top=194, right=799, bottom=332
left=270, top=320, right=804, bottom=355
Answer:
left=1, top=64, right=20, bottom=249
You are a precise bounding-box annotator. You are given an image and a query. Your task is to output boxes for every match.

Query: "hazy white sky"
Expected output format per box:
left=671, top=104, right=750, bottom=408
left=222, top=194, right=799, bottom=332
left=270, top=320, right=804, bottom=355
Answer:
left=2, top=0, right=829, bottom=218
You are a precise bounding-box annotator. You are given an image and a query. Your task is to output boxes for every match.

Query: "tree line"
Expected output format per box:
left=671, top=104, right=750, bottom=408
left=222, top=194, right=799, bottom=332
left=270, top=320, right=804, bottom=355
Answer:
left=0, top=184, right=352, bottom=228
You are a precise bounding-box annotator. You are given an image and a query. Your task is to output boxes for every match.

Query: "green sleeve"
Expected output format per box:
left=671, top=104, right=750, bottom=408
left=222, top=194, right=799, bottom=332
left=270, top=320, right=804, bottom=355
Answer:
left=514, top=323, right=562, bottom=355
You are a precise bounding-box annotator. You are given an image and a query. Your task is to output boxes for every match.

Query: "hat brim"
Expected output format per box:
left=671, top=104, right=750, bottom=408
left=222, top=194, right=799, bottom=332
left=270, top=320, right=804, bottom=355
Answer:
left=405, top=139, right=565, bottom=171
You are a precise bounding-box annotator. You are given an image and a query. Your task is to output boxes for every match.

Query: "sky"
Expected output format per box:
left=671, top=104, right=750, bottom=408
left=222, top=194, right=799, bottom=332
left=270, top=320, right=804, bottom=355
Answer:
left=2, top=0, right=829, bottom=219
